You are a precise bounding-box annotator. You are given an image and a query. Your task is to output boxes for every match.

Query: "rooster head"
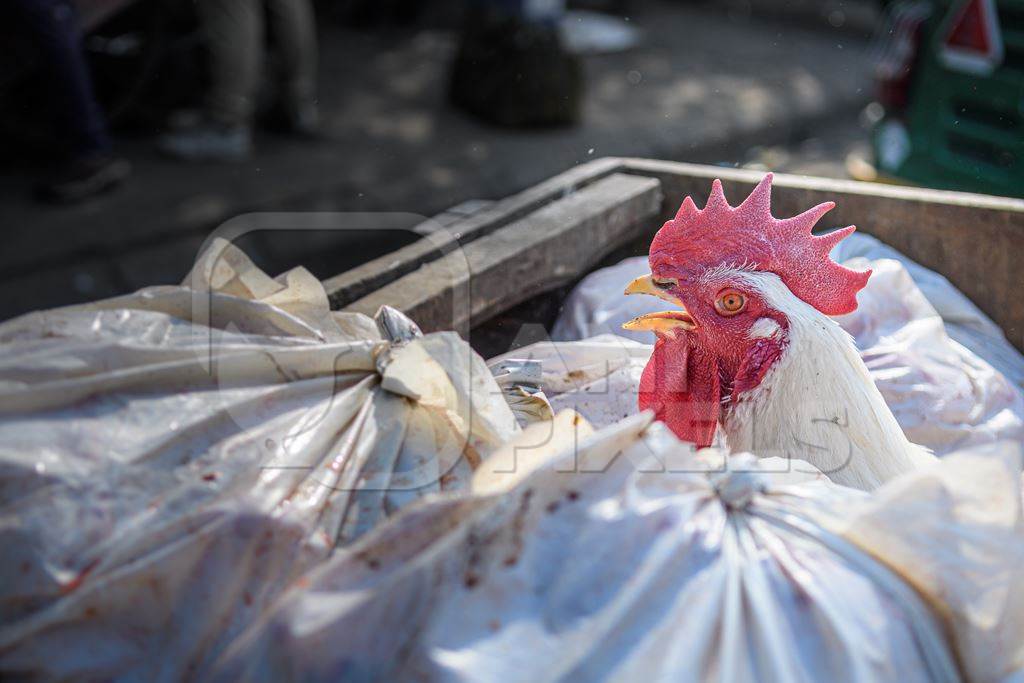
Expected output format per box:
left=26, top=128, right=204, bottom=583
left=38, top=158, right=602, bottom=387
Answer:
left=622, top=174, right=870, bottom=447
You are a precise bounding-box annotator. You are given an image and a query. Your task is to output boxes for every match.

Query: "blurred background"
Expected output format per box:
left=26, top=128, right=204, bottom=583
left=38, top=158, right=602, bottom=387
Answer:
left=0, top=0, right=1017, bottom=320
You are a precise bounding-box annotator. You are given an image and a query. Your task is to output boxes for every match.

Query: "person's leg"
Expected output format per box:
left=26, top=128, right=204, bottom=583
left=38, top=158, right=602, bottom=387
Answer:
left=8, top=0, right=129, bottom=202
left=265, top=0, right=318, bottom=133
left=200, top=0, right=262, bottom=127
left=160, top=0, right=259, bottom=160
left=11, top=0, right=111, bottom=157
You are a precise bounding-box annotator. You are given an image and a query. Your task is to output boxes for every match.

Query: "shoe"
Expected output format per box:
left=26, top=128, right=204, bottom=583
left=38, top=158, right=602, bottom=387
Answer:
left=286, top=100, right=320, bottom=137
left=158, top=119, right=253, bottom=162
left=34, top=155, right=131, bottom=204
left=264, top=98, right=321, bottom=138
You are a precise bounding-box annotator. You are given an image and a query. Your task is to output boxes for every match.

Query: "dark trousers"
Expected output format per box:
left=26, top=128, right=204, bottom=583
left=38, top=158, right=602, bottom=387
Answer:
left=9, top=0, right=111, bottom=159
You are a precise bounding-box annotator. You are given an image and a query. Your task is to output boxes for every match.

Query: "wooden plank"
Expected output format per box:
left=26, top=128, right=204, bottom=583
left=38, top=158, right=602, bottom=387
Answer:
left=343, top=173, right=662, bottom=334
left=322, top=157, right=624, bottom=309
left=326, top=156, right=1024, bottom=350
left=620, top=159, right=1024, bottom=351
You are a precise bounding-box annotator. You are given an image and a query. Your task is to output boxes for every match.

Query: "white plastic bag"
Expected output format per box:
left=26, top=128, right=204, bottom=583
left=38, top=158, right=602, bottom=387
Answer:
left=208, top=412, right=1024, bottom=682
left=490, top=334, right=652, bottom=431
left=0, top=241, right=518, bottom=681
left=832, top=232, right=1024, bottom=388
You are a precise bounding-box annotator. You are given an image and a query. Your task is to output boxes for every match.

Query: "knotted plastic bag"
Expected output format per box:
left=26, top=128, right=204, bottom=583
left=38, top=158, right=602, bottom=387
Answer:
left=209, top=410, right=1024, bottom=682
left=0, top=240, right=517, bottom=681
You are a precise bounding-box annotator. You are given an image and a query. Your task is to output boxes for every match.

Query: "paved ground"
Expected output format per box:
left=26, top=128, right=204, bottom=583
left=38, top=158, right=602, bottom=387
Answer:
left=0, top=1, right=876, bottom=320
left=735, top=107, right=873, bottom=178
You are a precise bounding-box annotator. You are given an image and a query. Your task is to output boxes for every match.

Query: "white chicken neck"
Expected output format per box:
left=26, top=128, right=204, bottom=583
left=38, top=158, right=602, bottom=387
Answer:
left=721, top=270, right=934, bottom=490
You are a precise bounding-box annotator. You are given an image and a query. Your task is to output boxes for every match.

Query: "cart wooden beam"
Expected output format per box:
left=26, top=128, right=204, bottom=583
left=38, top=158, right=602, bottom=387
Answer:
left=326, top=158, right=1024, bottom=351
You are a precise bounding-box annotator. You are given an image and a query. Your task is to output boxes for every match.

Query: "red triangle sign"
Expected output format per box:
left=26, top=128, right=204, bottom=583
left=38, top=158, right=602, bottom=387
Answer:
left=941, top=0, right=1003, bottom=73
left=947, top=0, right=991, bottom=53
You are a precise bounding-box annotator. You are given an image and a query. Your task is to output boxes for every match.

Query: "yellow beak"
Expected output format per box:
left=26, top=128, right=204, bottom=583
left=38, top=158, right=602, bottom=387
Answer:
left=622, top=274, right=696, bottom=335
left=622, top=310, right=696, bottom=335
left=623, top=274, right=683, bottom=305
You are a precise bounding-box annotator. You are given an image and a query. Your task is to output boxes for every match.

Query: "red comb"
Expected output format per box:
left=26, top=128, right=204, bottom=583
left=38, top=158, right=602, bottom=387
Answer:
left=649, top=174, right=870, bottom=316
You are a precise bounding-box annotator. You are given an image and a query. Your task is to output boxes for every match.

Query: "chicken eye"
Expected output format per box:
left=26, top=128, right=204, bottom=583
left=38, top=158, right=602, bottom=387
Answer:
left=715, top=290, right=746, bottom=316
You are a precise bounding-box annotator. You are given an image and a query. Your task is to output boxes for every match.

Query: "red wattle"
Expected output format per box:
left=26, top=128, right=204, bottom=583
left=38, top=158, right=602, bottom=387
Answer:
left=639, top=340, right=720, bottom=448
